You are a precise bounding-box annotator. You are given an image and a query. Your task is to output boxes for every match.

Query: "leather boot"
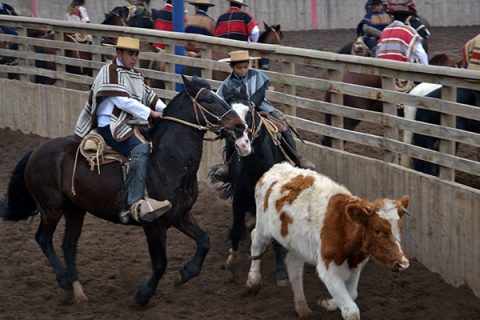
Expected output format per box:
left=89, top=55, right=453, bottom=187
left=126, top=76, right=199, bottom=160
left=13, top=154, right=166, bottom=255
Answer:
left=281, top=128, right=316, bottom=170
left=125, top=143, right=172, bottom=223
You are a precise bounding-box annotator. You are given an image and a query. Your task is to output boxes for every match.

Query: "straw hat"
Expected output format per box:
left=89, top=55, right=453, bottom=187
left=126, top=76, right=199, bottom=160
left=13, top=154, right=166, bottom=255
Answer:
left=188, top=0, right=215, bottom=7
left=104, top=37, right=141, bottom=51
left=227, top=0, right=249, bottom=7
left=219, top=50, right=260, bottom=63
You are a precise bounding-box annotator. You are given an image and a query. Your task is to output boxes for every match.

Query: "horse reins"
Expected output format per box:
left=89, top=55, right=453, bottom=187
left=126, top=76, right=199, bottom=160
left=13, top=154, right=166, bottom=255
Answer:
left=162, top=87, right=234, bottom=135
left=247, top=107, right=295, bottom=166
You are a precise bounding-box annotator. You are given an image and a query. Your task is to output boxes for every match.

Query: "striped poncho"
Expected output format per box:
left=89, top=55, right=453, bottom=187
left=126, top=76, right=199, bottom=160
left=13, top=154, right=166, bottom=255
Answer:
left=74, top=61, right=159, bottom=141
left=375, top=20, right=421, bottom=63
left=463, top=34, right=480, bottom=71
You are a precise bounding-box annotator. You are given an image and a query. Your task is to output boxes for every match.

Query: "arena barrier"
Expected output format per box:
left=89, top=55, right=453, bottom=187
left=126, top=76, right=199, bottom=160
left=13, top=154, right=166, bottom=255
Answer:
left=3, top=0, right=480, bottom=31
left=0, top=16, right=479, bottom=299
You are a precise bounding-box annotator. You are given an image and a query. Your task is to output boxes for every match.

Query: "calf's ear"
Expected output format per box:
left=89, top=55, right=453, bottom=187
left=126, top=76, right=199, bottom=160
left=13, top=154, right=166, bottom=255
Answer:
left=398, top=195, right=410, bottom=217
left=346, top=203, right=373, bottom=225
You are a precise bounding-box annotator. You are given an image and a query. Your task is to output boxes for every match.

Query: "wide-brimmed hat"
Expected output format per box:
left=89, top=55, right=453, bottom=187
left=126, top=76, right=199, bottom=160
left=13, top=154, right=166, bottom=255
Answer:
left=189, top=0, right=215, bottom=7
left=219, top=50, right=260, bottom=63
left=104, top=37, right=141, bottom=51
left=227, top=0, right=248, bottom=7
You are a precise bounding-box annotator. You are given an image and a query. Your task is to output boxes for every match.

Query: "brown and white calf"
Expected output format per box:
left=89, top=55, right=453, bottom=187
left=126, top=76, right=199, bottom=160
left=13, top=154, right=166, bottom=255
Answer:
left=246, top=162, right=410, bottom=320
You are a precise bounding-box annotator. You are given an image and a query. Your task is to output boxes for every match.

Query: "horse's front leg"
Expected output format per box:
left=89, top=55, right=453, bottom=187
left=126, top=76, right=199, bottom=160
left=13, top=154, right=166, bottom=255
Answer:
left=225, top=196, right=249, bottom=269
left=136, top=223, right=168, bottom=306
left=172, top=212, right=210, bottom=286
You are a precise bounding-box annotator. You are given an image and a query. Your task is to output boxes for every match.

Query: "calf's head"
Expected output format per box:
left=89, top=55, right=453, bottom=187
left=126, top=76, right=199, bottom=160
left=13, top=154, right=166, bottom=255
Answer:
left=348, top=195, right=410, bottom=272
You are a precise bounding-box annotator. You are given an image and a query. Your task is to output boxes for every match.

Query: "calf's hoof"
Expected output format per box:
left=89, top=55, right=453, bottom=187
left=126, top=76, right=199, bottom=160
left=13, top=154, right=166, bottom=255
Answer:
left=318, top=298, right=338, bottom=311
left=224, top=249, right=239, bottom=270
left=245, top=281, right=261, bottom=295
left=295, top=304, right=312, bottom=318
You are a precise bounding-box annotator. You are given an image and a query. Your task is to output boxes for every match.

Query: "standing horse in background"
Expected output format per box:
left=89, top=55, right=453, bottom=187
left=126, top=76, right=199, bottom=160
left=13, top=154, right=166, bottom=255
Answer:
left=31, top=30, right=93, bottom=85
left=209, top=102, right=290, bottom=286
left=0, top=76, right=251, bottom=305
left=408, top=87, right=480, bottom=176
left=321, top=53, right=459, bottom=147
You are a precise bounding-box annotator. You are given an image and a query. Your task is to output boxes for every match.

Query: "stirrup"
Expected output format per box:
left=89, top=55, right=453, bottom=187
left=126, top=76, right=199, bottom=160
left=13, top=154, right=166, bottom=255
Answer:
left=130, top=198, right=172, bottom=222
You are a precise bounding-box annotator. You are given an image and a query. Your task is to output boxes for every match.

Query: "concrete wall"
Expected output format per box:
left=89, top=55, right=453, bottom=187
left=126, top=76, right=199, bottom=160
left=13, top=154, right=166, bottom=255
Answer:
left=5, top=0, right=480, bottom=31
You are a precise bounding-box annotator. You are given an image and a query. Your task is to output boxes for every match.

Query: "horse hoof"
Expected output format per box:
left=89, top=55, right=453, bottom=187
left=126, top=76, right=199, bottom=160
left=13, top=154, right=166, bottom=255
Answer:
left=276, top=278, right=289, bottom=287
left=72, top=281, right=88, bottom=302
left=173, top=272, right=184, bottom=287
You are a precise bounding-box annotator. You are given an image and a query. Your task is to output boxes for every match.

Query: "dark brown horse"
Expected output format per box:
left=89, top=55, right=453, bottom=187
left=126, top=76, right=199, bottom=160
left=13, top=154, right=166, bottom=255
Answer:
left=321, top=53, right=459, bottom=146
left=1, top=76, right=251, bottom=306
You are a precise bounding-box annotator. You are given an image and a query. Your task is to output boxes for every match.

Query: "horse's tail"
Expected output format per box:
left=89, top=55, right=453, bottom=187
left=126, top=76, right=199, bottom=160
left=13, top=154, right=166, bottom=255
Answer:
left=1, top=150, right=38, bottom=221
left=208, top=164, right=234, bottom=199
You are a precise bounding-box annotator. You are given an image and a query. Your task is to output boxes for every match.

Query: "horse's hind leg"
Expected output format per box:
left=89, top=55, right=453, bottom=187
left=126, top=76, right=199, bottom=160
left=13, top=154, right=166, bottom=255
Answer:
left=63, top=207, right=87, bottom=301
left=35, top=207, right=70, bottom=291
left=173, top=212, right=210, bottom=287
left=272, top=240, right=288, bottom=286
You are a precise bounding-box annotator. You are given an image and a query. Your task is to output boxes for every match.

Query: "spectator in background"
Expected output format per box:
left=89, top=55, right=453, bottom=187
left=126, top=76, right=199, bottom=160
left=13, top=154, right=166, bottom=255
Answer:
left=0, top=2, right=16, bottom=15
left=358, top=0, right=392, bottom=54
left=184, top=0, right=216, bottom=76
left=0, top=2, right=18, bottom=61
left=152, top=0, right=174, bottom=49
left=65, top=0, right=90, bottom=23
left=375, top=9, right=428, bottom=64
left=214, top=0, right=259, bottom=43
left=462, top=34, right=480, bottom=70
left=65, top=0, right=91, bottom=43
left=185, top=0, right=215, bottom=37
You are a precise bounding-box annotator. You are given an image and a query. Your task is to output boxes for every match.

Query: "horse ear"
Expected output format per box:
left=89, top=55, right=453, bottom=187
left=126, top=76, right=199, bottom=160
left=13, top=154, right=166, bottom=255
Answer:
left=182, top=75, right=197, bottom=96
left=263, top=21, right=270, bottom=30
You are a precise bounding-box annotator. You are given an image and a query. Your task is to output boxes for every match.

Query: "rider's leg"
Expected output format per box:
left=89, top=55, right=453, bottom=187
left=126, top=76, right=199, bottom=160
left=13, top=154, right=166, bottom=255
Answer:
left=97, top=126, right=171, bottom=223
left=269, top=110, right=316, bottom=170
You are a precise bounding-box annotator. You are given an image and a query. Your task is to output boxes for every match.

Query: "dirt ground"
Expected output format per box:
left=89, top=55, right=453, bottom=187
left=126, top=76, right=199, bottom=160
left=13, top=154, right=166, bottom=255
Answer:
left=1, top=26, right=480, bottom=320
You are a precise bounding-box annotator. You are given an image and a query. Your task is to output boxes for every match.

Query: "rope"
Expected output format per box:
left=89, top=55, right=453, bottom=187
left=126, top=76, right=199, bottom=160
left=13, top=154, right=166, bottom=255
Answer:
left=71, top=145, right=81, bottom=196
left=260, top=116, right=295, bottom=165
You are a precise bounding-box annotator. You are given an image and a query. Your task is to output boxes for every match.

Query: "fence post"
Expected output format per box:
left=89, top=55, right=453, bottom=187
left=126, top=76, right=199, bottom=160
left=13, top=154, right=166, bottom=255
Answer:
left=439, top=86, right=456, bottom=180
left=201, top=47, right=212, bottom=80
left=282, top=61, right=296, bottom=117
left=382, top=76, right=399, bottom=163
left=164, top=45, right=175, bottom=91
left=329, top=69, right=344, bottom=150
left=54, top=31, right=65, bottom=87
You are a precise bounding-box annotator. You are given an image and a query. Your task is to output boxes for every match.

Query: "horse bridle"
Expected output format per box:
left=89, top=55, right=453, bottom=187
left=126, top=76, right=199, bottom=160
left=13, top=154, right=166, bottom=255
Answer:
left=162, top=87, right=236, bottom=134
left=268, top=27, right=282, bottom=44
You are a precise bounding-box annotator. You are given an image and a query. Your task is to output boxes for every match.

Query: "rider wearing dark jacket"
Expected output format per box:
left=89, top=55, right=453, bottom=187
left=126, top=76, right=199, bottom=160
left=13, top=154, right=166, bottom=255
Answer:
left=212, top=50, right=315, bottom=182
left=358, top=0, right=392, bottom=50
